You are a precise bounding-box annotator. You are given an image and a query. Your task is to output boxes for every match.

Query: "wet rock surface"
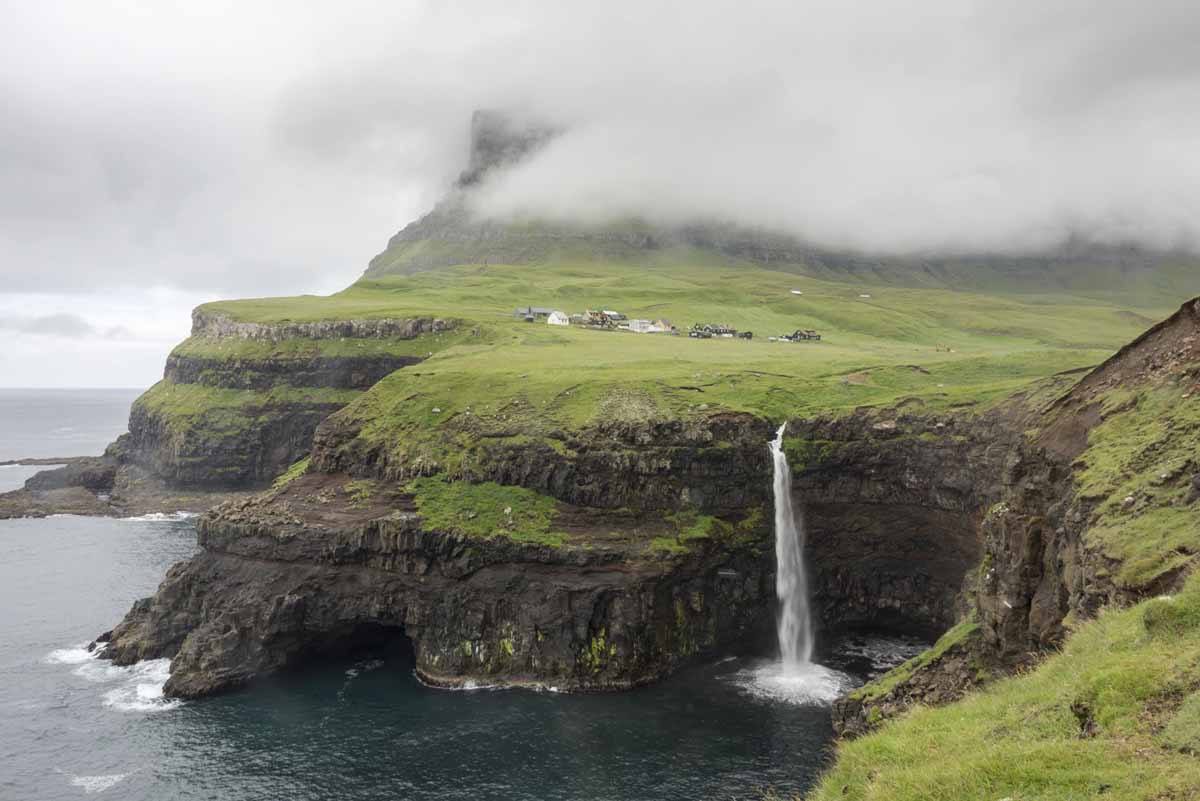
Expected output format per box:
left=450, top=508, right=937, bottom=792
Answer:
left=103, top=473, right=773, bottom=697
left=101, top=406, right=1049, bottom=702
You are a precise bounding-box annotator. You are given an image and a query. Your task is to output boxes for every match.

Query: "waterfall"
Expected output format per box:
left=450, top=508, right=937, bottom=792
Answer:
left=770, top=422, right=813, bottom=669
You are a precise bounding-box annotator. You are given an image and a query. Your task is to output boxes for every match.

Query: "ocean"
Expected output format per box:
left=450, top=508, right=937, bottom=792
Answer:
left=0, top=389, right=919, bottom=800
left=0, top=388, right=142, bottom=492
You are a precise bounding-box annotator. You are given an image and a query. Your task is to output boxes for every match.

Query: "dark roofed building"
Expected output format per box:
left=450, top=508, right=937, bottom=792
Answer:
left=514, top=306, right=556, bottom=321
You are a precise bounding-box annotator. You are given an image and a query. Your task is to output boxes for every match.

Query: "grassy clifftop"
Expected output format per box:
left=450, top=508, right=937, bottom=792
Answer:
left=202, top=255, right=1164, bottom=422
left=194, top=255, right=1176, bottom=497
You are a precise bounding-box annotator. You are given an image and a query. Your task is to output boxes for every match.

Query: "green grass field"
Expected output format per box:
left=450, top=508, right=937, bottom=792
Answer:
left=193, top=255, right=1184, bottom=488
left=201, top=255, right=1172, bottom=425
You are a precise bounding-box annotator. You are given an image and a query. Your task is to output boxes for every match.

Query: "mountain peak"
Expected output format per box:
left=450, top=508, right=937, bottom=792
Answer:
left=456, top=109, right=559, bottom=188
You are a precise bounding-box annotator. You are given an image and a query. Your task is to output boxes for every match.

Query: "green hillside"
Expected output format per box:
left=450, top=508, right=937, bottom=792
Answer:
left=192, top=255, right=1178, bottom=468
left=363, top=196, right=1199, bottom=308
left=808, top=574, right=1200, bottom=801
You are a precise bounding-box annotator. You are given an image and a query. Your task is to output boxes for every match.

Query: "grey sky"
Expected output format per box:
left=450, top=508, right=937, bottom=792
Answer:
left=2, top=1, right=1198, bottom=386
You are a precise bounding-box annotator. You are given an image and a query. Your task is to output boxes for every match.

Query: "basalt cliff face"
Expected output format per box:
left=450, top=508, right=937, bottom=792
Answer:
left=111, top=310, right=456, bottom=489
left=103, top=414, right=781, bottom=696
left=93, top=400, right=1056, bottom=699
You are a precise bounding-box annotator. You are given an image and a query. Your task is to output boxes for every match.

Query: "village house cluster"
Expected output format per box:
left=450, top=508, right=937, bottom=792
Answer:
left=514, top=306, right=675, bottom=333
left=513, top=306, right=822, bottom=342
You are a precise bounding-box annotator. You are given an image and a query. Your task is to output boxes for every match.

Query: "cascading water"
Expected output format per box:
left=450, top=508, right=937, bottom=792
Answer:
left=718, top=424, right=856, bottom=704
left=769, top=422, right=814, bottom=670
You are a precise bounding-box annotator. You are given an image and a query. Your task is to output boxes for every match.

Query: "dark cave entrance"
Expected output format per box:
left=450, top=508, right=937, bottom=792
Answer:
left=804, top=501, right=982, bottom=642
left=284, top=622, right=416, bottom=674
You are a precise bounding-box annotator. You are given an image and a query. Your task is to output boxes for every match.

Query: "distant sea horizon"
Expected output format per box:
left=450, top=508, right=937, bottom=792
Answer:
left=0, top=388, right=143, bottom=489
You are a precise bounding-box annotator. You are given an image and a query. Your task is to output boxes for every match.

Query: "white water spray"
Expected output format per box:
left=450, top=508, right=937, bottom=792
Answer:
left=770, top=422, right=813, bottom=669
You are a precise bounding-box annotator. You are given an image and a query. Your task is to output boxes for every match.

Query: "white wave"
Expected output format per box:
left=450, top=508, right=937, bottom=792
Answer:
left=46, top=643, right=103, bottom=665
left=74, top=658, right=133, bottom=683
left=102, top=659, right=181, bottom=712
left=120, top=511, right=198, bottom=522
left=70, top=773, right=128, bottom=794
left=729, top=660, right=855, bottom=706
left=46, top=643, right=182, bottom=713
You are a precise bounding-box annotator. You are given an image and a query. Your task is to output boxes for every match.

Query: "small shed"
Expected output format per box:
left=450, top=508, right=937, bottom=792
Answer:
left=547, top=310, right=570, bottom=326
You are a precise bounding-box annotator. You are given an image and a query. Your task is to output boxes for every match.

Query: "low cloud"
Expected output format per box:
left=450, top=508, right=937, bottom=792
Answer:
left=3, top=0, right=1199, bottom=302
left=461, top=1, right=1200, bottom=255
left=0, top=312, right=140, bottom=340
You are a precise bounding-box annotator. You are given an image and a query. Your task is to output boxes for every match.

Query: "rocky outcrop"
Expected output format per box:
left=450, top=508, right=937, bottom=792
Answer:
left=313, top=412, right=777, bottom=514
left=22, top=457, right=117, bottom=493
left=109, top=313, right=458, bottom=491
left=831, top=621, right=992, bottom=738
left=785, top=413, right=1017, bottom=637
left=163, top=352, right=424, bottom=390
left=0, top=459, right=252, bottom=520
left=456, top=109, right=559, bottom=188
left=112, top=398, right=344, bottom=488
left=189, top=309, right=454, bottom=341
left=102, top=472, right=772, bottom=697
left=101, top=405, right=1036, bottom=699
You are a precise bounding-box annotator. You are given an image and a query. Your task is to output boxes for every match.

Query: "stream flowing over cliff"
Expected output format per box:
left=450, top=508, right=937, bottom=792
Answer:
left=771, top=423, right=814, bottom=668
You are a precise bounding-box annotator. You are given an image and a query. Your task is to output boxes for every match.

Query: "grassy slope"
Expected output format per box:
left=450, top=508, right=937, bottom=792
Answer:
left=809, top=576, right=1200, bottom=801
left=137, top=382, right=360, bottom=431
left=200, top=254, right=1168, bottom=429
left=1074, top=384, right=1200, bottom=590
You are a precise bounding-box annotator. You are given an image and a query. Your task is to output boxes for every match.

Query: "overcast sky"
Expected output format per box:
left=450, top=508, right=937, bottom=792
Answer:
left=3, top=0, right=1199, bottom=387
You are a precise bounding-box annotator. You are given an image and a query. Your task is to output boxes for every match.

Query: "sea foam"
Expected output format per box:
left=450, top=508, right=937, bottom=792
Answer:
left=70, top=773, right=129, bottom=794
left=46, top=643, right=181, bottom=713
left=120, top=511, right=198, bottom=522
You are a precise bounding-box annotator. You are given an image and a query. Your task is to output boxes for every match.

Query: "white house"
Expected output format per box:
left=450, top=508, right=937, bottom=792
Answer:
left=628, top=319, right=654, bottom=333
left=547, top=310, right=570, bottom=326
left=790, top=289, right=803, bottom=295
